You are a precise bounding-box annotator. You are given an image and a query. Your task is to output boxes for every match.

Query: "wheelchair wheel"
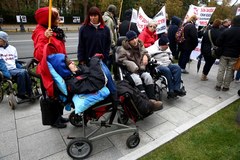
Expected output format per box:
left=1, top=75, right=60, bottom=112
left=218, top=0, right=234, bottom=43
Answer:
left=67, top=137, right=92, bottom=159
left=69, top=111, right=83, bottom=127
left=126, top=132, right=140, bottom=148
left=155, top=84, right=163, bottom=101
left=0, top=88, right=3, bottom=103
left=117, top=108, right=129, bottom=125
left=238, top=90, right=240, bottom=96
left=8, top=94, right=16, bottom=110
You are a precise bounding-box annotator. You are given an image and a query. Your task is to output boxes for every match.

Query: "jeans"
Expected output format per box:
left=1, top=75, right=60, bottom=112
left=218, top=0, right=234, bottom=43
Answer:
left=235, top=71, right=240, bottom=80
left=130, top=72, right=154, bottom=86
left=9, top=68, right=32, bottom=96
left=156, top=64, right=182, bottom=92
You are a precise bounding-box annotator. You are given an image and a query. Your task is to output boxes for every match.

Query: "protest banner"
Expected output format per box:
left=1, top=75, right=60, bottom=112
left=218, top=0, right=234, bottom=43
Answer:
left=153, top=6, right=167, bottom=34
left=130, top=8, right=138, bottom=23
left=136, top=6, right=167, bottom=34
left=184, top=4, right=216, bottom=27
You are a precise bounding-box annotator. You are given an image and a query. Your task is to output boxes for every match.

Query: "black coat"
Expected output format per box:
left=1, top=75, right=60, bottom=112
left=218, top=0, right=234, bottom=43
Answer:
left=201, top=27, right=221, bottom=56
left=168, top=16, right=181, bottom=45
left=216, top=26, right=240, bottom=58
left=179, top=22, right=198, bottom=51
left=119, top=20, right=140, bottom=36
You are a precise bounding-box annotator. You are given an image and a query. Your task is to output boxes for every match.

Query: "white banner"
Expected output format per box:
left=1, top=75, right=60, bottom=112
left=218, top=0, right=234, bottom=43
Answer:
left=136, top=7, right=152, bottom=32
left=153, top=6, right=167, bottom=34
left=184, top=5, right=216, bottom=27
left=236, top=7, right=240, bottom=15
left=131, top=8, right=138, bottom=23
left=136, top=6, right=167, bottom=34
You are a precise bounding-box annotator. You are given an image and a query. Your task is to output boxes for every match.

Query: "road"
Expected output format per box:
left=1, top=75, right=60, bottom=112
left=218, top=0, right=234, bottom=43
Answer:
left=8, top=31, right=79, bottom=60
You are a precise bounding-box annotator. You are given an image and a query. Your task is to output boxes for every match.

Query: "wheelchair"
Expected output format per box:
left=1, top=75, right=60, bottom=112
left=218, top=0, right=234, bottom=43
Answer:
left=148, top=58, right=186, bottom=100
left=0, top=59, right=41, bottom=110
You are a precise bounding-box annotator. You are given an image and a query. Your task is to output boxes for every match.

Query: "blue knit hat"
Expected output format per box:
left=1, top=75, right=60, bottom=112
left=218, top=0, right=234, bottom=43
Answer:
left=0, top=31, right=8, bottom=42
left=126, top=30, right=137, bottom=41
left=158, top=34, right=169, bottom=46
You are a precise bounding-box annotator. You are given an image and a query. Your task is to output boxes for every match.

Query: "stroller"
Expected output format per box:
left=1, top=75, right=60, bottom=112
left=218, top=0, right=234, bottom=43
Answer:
left=36, top=43, right=140, bottom=159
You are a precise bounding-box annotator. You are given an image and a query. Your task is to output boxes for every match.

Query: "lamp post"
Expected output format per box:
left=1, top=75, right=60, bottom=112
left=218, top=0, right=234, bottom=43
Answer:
left=16, top=0, right=26, bottom=32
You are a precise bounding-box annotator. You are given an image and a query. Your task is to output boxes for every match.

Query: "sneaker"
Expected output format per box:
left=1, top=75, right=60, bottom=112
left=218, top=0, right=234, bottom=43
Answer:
left=51, top=122, right=67, bottom=128
left=222, top=87, right=229, bottom=91
left=181, top=69, right=189, bottom=74
left=235, top=79, right=240, bottom=83
left=149, top=99, right=163, bottom=111
left=215, top=86, right=221, bottom=91
left=201, top=74, right=208, bottom=81
left=60, top=117, right=69, bottom=123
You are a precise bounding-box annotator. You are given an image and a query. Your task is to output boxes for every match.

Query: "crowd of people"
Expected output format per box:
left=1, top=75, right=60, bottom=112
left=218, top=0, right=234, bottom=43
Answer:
left=1, top=4, right=240, bottom=129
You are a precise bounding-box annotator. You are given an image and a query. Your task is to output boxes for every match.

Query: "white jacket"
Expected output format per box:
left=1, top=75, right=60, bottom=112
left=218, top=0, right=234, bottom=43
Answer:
left=146, top=39, right=173, bottom=67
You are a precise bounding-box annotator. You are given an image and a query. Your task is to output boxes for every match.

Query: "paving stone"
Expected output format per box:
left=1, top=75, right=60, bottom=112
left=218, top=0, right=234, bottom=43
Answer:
left=0, top=153, right=19, bottom=160
left=192, top=94, right=219, bottom=107
left=158, top=107, right=195, bottom=126
left=16, top=113, right=51, bottom=138
left=41, top=150, right=72, bottom=160
left=0, top=130, right=18, bottom=158
left=14, top=102, right=40, bottom=119
left=146, top=121, right=177, bottom=139
left=0, top=103, right=15, bottom=133
left=87, top=147, right=123, bottom=160
left=136, top=113, right=166, bottom=131
left=18, top=129, right=66, bottom=160
left=188, top=104, right=210, bottom=116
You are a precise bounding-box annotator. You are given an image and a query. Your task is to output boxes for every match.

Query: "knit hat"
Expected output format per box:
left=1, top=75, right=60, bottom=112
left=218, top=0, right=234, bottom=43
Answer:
left=158, top=34, right=169, bottom=46
left=126, top=30, right=137, bottom=41
left=0, top=31, right=8, bottom=42
left=35, top=7, right=49, bottom=25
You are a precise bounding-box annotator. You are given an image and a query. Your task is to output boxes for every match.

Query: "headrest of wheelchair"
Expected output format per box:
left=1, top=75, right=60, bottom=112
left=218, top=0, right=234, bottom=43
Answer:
left=116, top=36, right=126, bottom=46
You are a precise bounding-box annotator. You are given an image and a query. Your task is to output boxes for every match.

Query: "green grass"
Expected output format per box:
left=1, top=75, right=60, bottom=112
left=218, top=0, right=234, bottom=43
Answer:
left=140, top=99, right=240, bottom=160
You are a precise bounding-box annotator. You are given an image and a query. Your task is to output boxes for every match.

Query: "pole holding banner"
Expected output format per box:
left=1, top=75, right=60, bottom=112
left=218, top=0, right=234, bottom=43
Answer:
left=118, top=0, right=123, bottom=20
left=48, top=0, right=52, bottom=43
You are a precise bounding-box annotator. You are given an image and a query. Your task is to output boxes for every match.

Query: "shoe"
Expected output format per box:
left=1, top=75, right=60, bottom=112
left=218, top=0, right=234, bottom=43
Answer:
left=201, top=74, right=208, bottom=81
left=215, top=86, right=221, bottom=91
left=181, top=69, right=189, bottom=74
left=235, top=79, right=240, bottom=83
left=60, top=117, right=69, bottom=123
left=174, top=90, right=186, bottom=97
left=167, top=92, right=177, bottom=98
left=17, top=94, right=28, bottom=100
left=149, top=99, right=163, bottom=111
left=51, top=122, right=67, bottom=128
left=222, top=87, right=229, bottom=91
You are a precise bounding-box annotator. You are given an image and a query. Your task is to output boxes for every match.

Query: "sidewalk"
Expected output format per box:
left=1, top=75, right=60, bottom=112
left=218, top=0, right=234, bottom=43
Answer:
left=0, top=60, right=239, bottom=160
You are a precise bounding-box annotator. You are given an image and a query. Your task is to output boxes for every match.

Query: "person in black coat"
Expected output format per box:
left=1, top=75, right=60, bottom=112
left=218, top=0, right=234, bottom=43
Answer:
left=178, top=15, right=199, bottom=74
left=215, top=15, right=240, bottom=91
left=200, top=19, right=222, bottom=81
left=119, top=9, right=140, bottom=36
left=167, top=16, right=182, bottom=59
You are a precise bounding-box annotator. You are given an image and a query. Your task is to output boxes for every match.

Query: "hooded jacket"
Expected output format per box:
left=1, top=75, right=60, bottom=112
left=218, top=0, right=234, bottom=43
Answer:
left=168, top=16, right=181, bottom=45
left=117, top=39, right=150, bottom=73
left=138, top=27, right=158, bottom=48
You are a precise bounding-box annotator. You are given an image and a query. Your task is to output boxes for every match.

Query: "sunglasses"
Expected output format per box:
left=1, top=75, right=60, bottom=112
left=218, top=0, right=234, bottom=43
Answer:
left=149, top=25, right=157, bottom=29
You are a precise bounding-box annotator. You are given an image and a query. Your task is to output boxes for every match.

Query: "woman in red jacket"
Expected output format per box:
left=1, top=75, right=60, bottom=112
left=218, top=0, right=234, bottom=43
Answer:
left=32, top=7, right=68, bottom=128
left=138, top=21, right=158, bottom=48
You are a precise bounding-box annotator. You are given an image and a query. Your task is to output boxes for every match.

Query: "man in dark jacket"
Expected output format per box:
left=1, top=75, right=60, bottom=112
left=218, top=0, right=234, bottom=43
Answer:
left=119, top=9, right=140, bottom=36
left=178, top=15, right=198, bottom=74
left=215, top=15, right=240, bottom=91
left=167, top=16, right=182, bottom=59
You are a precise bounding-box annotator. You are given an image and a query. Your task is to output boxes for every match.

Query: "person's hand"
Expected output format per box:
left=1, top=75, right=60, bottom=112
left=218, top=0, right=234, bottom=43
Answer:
left=78, top=61, right=85, bottom=65
left=44, top=28, right=53, bottom=38
left=142, top=55, right=148, bottom=65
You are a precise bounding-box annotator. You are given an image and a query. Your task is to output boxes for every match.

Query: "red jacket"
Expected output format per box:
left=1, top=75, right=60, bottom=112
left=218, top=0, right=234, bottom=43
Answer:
left=138, top=27, right=158, bottom=48
left=32, top=25, right=67, bottom=97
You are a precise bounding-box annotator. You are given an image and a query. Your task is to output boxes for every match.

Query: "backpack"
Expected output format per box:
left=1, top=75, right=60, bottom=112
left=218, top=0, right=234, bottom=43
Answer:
left=175, top=23, right=189, bottom=43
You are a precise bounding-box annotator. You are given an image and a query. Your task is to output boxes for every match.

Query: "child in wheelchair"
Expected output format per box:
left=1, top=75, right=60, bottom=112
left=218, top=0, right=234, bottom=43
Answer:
left=0, top=31, right=33, bottom=100
left=146, top=34, right=186, bottom=98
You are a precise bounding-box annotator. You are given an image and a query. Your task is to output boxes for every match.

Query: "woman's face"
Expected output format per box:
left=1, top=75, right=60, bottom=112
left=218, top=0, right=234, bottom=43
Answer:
left=52, top=9, right=60, bottom=26
left=90, top=14, right=99, bottom=24
left=148, top=24, right=157, bottom=32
